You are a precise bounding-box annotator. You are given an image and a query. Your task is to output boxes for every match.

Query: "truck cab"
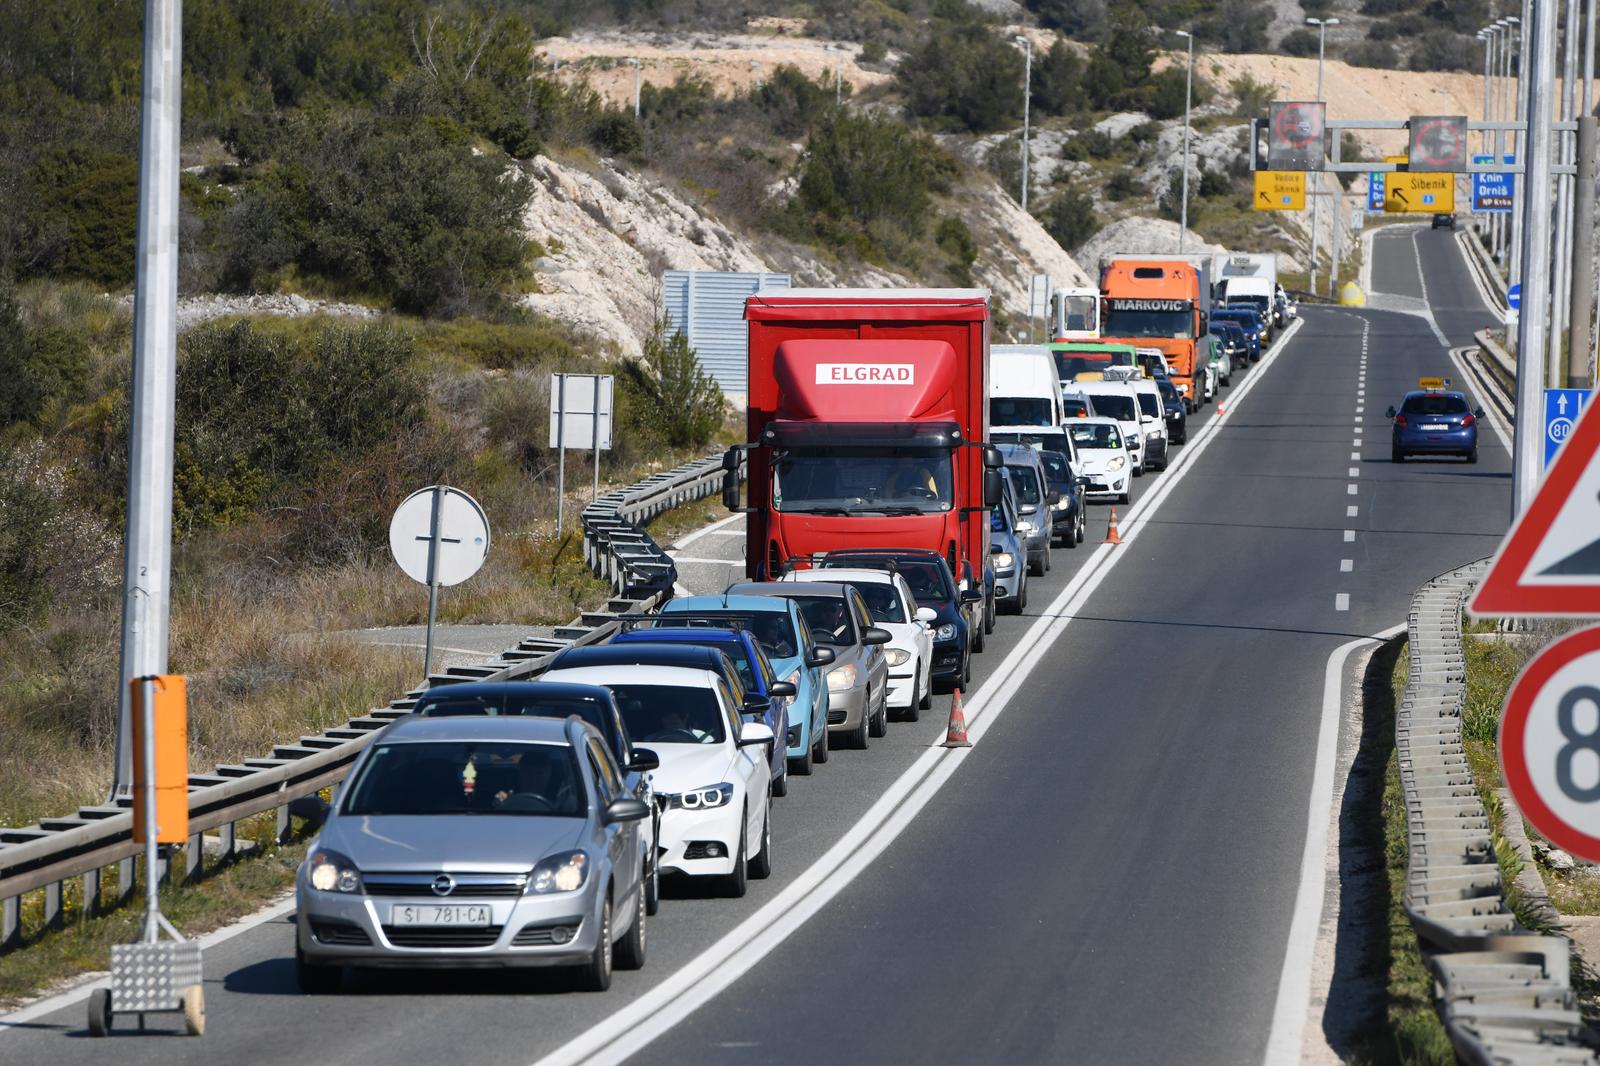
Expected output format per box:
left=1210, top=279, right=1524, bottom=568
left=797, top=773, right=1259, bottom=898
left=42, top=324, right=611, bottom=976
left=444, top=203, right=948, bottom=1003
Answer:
left=1051, top=286, right=1102, bottom=341
left=1099, top=260, right=1207, bottom=414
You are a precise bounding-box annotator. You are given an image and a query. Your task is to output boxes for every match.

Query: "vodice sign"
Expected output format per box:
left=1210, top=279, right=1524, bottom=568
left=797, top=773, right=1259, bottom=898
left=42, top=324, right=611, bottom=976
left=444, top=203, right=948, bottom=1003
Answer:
left=814, top=363, right=916, bottom=384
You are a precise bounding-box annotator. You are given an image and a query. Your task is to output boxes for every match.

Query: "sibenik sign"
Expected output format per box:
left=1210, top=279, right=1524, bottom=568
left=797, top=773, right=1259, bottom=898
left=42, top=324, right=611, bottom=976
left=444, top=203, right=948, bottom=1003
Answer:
left=1107, top=299, right=1191, bottom=312
left=814, top=363, right=915, bottom=384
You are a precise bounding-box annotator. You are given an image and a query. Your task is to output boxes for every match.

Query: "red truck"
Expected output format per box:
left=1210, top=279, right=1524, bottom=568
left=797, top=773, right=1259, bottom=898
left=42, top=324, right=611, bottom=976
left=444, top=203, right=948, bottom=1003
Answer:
left=720, top=288, right=1002, bottom=607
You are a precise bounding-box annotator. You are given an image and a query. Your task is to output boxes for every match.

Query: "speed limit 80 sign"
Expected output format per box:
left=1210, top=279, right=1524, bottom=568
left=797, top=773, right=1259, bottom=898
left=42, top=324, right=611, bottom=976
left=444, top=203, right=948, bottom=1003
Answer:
left=1501, top=626, right=1600, bottom=860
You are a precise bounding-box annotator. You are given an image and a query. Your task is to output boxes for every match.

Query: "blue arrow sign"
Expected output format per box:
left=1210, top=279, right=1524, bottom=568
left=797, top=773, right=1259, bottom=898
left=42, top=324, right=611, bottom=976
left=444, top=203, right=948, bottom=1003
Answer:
left=1545, top=388, right=1591, bottom=466
left=1508, top=283, right=1522, bottom=310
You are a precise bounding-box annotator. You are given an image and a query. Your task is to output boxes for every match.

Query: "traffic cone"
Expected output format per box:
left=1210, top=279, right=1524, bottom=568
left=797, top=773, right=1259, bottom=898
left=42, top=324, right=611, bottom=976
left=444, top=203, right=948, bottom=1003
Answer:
left=1106, top=508, right=1123, bottom=545
left=943, top=688, right=972, bottom=747
left=1217, top=401, right=1225, bottom=415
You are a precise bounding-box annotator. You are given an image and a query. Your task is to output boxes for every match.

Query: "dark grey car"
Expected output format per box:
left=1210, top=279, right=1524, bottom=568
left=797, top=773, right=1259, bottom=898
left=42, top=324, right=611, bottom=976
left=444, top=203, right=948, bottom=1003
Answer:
left=724, top=581, right=891, bottom=750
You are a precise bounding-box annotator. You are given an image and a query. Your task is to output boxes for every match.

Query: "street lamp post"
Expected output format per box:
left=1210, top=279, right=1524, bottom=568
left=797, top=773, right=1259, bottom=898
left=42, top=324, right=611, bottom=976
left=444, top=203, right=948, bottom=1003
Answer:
left=1307, top=17, right=1340, bottom=296
left=627, top=58, right=641, bottom=120
left=827, top=44, right=843, bottom=105
left=1013, top=34, right=1032, bottom=214
left=1176, top=30, right=1194, bottom=252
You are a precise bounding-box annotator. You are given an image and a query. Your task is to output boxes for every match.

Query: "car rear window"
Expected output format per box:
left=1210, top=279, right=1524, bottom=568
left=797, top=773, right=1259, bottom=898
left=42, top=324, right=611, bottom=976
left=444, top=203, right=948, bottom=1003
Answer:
left=1401, top=394, right=1470, bottom=415
left=344, top=741, right=585, bottom=817
left=791, top=596, right=857, bottom=647
left=1006, top=465, right=1042, bottom=506
left=991, top=397, right=1054, bottom=426
left=1088, top=394, right=1136, bottom=422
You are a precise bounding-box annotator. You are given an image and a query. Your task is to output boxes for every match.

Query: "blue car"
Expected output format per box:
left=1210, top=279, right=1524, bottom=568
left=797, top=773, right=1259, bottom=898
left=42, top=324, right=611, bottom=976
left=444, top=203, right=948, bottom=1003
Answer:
left=608, top=628, right=794, bottom=795
left=1209, top=321, right=1250, bottom=371
left=1388, top=384, right=1484, bottom=463
left=658, top=595, right=833, bottom=774
left=1209, top=308, right=1263, bottom=362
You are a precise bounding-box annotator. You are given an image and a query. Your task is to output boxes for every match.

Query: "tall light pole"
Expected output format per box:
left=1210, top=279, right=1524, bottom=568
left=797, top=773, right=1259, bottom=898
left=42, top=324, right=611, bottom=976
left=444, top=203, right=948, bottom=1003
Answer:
left=1553, top=0, right=1582, bottom=387
left=1013, top=34, right=1032, bottom=214
left=827, top=44, right=842, bottom=105
left=1478, top=27, right=1493, bottom=249
left=1307, top=17, right=1341, bottom=296
left=1176, top=30, right=1195, bottom=252
left=627, top=58, right=641, bottom=120
left=1513, top=0, right=1558, bottom=516
left=1511, top=0, right=1531, bottom=290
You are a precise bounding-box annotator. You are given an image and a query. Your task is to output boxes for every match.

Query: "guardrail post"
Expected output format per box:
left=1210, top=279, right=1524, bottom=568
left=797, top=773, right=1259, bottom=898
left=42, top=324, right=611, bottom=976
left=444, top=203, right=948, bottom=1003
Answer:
left=2, top=895, right=20, bottom=951
left=43, top=879, right=63, bottom=932
left=82, top=867, right=102, bottom=919
left=276, top=802, right=291, bottom=845
left=184, top=832, right=203, bottom=882
left=219, top=820, right=236, bottom=862
left=116, top=856, right=136, bottom=907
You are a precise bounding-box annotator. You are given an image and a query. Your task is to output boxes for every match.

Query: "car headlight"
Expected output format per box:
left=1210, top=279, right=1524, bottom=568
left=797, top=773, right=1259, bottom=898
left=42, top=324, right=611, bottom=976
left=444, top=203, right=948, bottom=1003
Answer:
left=667, top=783, right=735, bottom=810
left=993, top=551, right=1014, bottom=570
left=935, top=623, right=957, bottom=642
left=1107, top=456, right=1126, bottom=472
left=826, top=663, right=858, bottom=692
left=1177, top=383, right=1189, bottom=395
left=1053, top=496, right=1070, bottom=511
left=1016, top=519, right=1035, bottom=533
left=885, top=647, right=911, bottom=667
left=529, top=850, right=589, bottom=894
left=307, top=849, right=363, bottom=894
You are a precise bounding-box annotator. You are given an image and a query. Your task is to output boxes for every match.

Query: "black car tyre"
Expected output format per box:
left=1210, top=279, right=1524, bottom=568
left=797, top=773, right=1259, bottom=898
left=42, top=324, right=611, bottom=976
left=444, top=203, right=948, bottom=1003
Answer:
left=295, top=944, right=343, bottom=994
left=984, top=593, right=996, bottom=635
left=790, top=731, right=814, bottom=776
left=1467, top=447, right=1479, bottom=464
left=749, top=801, right=773, bottom=880
left=87, top=989, right=112, bottom=1037
left=1028, top=553, right=1045, bottom=577
left=1118, top=491, right=1131, bottom=505
left=645, top=853, right=660, bottom=915
left=771, top=764, right=788, bottom=797
left=723, top=821, right=749, bottom=898
left=846, top=700, right=870, bottom=749
left=868, top=687, right=888, bottom=737
left=961, top=649, right=972, bottom=688
left=615, top=883, right=646, bottom=971
left=812, top=727, right=829, bottom=764
left=916, top=669, right=931, bottom=714
left=575, top=896, right=614, bottom=991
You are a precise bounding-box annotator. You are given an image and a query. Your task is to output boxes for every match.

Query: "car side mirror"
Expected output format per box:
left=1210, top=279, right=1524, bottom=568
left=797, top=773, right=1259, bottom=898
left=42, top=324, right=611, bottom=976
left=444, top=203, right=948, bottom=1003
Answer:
left=990, top=542, right=1004, bottom=554
left=861, top=626, right=892, bottom=646
left=628, top=747, right=660, bottom=772
left=1385, top=406, right=1396, bottom=418
left=960, top=588, right=984, bottom=604
left=768, top=681, right=797, bottom=699
left=721, top=446, right=742, bottom=472
left=739, top=721, right=775, bottom=747
left=288, top=794, right=330, bottom=827
left=721, top=467, right=741, bottom=512
left=743, top=694, right=773, bottom=716
left=1473, top=407, right=1485, bottom=418
left=605, top=797, right=651, bottom=824
left=915, top=606, right=938, bottom=624
left=806, top=646, right=835, bottom=668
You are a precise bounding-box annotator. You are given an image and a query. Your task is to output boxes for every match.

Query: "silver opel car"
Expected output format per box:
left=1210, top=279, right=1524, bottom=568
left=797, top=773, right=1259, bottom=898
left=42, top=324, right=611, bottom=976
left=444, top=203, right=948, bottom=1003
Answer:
left=291, top=715, right=651, bottom=992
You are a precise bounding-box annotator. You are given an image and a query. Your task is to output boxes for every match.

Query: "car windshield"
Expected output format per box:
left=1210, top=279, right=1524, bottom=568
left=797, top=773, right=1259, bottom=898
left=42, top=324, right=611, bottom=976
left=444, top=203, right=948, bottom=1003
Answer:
left=1062, top=397, right=1089, bottom=417
left=1035, top=447, right=1071, bottom=482
left=657, top=612, right=799, bottom=661
left=610, top=684, right=725, bottom=744
left=412, top=692, right=600, bottom=722
left=1102, top=308, right=1192, bottom=339
left=1058, top=294, right=1098, bottom=333
left=1157, top=380, right=1180, bottom=403
left=790, top=596, right=856, bottom=646
left=991, top=397, right=1054, bottom=426
left=1215, top=313, right=1256, bottom=332
left=773, top=450, right=954, bottom=515
left=850, top=582, right=907, bottom=624
left=1006, top=466, right=1042, bottom=506
left=1089, top=394, right=1136, bottom=421
left=343, top=741, right=585, bottom=817
left=1401, top=394, right=1470, bottom=415
left=1070, top=423, right=1121, bottom=449
left=828, top=558, right=951, bottom=604
left=1136, top=393, right=1161, bottom=419
left=701, top=641, right=756, bottom=687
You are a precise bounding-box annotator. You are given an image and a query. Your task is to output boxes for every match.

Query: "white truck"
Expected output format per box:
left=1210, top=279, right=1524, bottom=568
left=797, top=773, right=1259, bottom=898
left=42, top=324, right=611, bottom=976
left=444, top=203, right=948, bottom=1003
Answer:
left=1211, top=253, right=1292, bottom=327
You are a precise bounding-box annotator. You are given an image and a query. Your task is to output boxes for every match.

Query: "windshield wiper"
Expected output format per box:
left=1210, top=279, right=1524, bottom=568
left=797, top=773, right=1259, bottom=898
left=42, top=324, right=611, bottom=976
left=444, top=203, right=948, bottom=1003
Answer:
left=789, top=506, right=852, bottom=515
left=850, top=506, right=928, bottom=516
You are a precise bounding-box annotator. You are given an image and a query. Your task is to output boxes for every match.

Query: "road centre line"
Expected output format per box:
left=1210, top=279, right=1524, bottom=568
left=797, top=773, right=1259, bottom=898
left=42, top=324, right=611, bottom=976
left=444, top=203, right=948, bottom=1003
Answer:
left=1340, top=559, right=1353, bottom=572
left=530, top=318, right=1308, bottom=1066
left=1347, top=505, right=1359, bottom=517
left=1334, top=594, right=1350, bottom=611
left=1349, top=467, right=1360, bottom=477
left=1347, top=484, right=1358, bottom=495
left=1344, top=530, right=1356, bottom=542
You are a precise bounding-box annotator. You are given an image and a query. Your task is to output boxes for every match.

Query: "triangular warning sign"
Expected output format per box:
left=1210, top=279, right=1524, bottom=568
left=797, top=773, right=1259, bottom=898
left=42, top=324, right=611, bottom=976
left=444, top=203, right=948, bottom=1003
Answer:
left=1474, top=393, right=1600, bottom=615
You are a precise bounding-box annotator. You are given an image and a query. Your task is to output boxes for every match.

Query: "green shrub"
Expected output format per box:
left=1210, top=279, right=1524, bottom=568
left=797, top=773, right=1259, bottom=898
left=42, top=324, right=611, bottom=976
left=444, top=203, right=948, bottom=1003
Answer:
left=0, top=440, right=118, bottom=628
left=860, top=40, right=888, bottom=64
left=935, top=217, right=978, bottom=285
left=626, top=320, right=723, bottom=451
left=753, top=65, right=838, bottom=138
left=0, top=285, right=93, bottom=428
left=1106, top=169, right=1145, bottom=201
left=22, top=146, right=138, bottom=287
left=1197, top=0, right=1274, bottom=52
left=1198, top=167, right=1232, bottom=198
left=1035, top=39, right=1086, bottom=116
left=1280, top=29, right=1321, bottom=57
left=795, top=110, right=936, bottom=240
left=1229, top=74, right=1274, bottom=118
left=590, top=111, right=643, bottom=155
left=897, top=25, right=1025, bottom=132
left=1040, top=186, right=1099, bottom=251
left=642, top=73, right=716, bottom=127
left=1345, top=39, right=1401, bottom=69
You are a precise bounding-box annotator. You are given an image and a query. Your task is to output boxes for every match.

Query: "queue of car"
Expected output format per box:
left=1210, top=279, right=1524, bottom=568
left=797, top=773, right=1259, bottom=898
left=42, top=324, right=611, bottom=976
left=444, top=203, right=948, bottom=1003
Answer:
left=288, top=299, right=1281, bottom=998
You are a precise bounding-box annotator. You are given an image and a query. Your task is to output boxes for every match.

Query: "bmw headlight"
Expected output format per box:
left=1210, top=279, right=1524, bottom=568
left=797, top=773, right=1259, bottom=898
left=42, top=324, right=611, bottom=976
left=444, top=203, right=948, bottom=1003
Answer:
left=934, top=623, right=957, bottom=642
left=885, top=647, right=911, bottom=667
left=667, top=783, right=734, bottom=810
left=826, top=663, right=858, bottom=692
left=993, top=551, right=1014, bottom=570
left=1107, top=456, right=1126, bottom=472
left=529, top=850, right=589, bottom=894
left=307, top=849, right=363, bottom=894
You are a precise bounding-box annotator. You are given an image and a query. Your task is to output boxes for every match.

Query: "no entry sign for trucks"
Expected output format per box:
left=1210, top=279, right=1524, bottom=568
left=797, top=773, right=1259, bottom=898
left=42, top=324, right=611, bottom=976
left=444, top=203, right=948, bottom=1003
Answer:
left=1408, top=115, right=1469, bottom=172
left=1268, top=102, right=1325, bottom=171
left=1500, top=625, right=1600, bottom=863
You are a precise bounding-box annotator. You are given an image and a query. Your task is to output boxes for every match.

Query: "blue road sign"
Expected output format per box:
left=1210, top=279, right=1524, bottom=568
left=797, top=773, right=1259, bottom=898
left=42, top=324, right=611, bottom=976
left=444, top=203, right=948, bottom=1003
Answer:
left=1473, top=154, right=1516, bottom=213
left=1545, top=388, right=1592, bottom=466
left=1367, top=171, right=1385, bottom=211
left=1508, top=283, right=1522, bottom=310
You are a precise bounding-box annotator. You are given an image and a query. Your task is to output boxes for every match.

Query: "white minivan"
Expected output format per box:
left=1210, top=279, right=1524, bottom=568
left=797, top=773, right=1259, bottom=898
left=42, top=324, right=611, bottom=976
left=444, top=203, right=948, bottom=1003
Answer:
left=1067, top=380, right=1147, bottom=475
left=1128, top=377, right=1170, bottom=471
left=990, top=345, right=1063, bottom=432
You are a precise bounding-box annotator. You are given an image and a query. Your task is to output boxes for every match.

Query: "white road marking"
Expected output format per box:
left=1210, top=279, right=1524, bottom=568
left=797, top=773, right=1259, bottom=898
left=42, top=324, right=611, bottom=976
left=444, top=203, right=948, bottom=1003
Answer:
left=1334, top=593, right=1351, bottom=612
left=530, top=320, right=1309, bottom=1066
left=1348, top=467, right=1360, bottom=477
left=671, top=556, right=742, bottom=566
left=1263, top=623, right=1406, bottom=1065
left=1340, top=559, right=1354, bottom=572
left=670, top=512, right=745, bottom=550
left=1347, top=505, right=1359, bottom=517
left=1347, top=484, right=1359, bottom=495
left=1343, top=530, right=1356, bottom=542
left=1350, top=452, right=1361, bottom=461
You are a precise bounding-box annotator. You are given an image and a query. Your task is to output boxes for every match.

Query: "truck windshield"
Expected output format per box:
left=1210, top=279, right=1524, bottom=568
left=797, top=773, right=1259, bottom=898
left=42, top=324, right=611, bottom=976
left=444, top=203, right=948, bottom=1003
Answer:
left=1058, top=295, right=1098, bottom=333
left=1102, top=308, right=1193, bottom=339
left=773, top=451, right=954, bottom=515
left=991, top=397, right=1054, bottom=426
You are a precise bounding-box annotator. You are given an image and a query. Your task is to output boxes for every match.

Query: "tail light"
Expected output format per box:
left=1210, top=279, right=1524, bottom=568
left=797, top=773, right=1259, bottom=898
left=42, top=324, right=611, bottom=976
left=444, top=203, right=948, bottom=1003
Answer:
left=1461, top=413, right=1476, bottom=427
left=1393, top=415, right=1407, bottom=427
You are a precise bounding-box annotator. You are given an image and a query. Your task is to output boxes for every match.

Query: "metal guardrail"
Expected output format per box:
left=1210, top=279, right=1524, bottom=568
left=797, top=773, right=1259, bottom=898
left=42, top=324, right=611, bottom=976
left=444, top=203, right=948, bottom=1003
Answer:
left=1459, top=228, right=1510, bottom=313
left=0, top=455, right=730, bottom=954
left=1398, top=560, right=1598, bottom=1063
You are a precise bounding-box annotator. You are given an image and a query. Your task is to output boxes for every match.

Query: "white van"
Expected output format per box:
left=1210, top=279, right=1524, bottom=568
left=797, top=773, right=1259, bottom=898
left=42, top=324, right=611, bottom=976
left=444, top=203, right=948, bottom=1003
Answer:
left=1128, top=377, right=1170, bottom=471
left=1065, top=379, right=1146, bottom=475
left=990, top=345, right=1063, bottom=432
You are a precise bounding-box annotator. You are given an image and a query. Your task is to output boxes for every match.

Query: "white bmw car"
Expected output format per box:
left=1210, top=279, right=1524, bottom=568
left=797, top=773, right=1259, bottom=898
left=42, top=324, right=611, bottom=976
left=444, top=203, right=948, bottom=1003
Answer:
left=539, top=663, right=774, bottom=897
left=780, top=568, right=935, bottom=720
left=1067, top=416, right=1132, bottom=504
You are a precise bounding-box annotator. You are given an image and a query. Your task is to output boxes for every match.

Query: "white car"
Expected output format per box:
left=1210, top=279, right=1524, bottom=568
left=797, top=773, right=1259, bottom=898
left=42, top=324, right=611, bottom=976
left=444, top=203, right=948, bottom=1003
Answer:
left=539, top=663, right=774, bottom=897
left=1067, top=416, right=1131, bottom=504
left=780, top=568, right=935, bottom=720
left=1128, top=377, right=1170, bottom=472
left=1068, top=381, right=1145, bottom=475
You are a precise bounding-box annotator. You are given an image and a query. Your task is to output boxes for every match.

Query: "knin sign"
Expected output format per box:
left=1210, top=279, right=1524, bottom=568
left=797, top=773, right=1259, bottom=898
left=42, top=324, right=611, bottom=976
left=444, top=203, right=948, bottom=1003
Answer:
left=814, top=363, right=916, bottom=384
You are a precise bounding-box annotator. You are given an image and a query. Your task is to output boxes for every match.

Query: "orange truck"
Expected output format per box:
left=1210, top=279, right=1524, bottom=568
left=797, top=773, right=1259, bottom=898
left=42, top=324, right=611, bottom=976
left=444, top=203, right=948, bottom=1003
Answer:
left=1098, top=259, right=1208, bottom=414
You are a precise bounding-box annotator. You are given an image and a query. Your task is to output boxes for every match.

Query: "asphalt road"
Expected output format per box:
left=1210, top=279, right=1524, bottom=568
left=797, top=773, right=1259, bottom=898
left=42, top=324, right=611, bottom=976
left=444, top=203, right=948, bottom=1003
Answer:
left=0, top=229, right=1508, bottom=1065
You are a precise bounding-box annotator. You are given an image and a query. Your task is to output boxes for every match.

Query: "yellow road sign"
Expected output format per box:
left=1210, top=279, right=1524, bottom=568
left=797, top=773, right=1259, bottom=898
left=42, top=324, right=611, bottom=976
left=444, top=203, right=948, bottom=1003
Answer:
left=1253, top=170, right=1306, bottom=211
left=1385, top=172, right=1455, bottom=214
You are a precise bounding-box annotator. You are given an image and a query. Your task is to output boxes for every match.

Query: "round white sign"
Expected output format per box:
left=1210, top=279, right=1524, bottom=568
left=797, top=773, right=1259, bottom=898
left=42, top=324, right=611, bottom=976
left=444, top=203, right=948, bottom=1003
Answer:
left=1503, top=626, right=1600, bottom=862
left=388, top=486, right=490, bottom=588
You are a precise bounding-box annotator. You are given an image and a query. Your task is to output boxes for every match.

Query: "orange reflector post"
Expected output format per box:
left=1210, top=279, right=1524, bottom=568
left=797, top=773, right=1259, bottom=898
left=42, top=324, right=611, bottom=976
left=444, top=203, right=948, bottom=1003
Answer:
left=132, top=675, right=188, bottom=844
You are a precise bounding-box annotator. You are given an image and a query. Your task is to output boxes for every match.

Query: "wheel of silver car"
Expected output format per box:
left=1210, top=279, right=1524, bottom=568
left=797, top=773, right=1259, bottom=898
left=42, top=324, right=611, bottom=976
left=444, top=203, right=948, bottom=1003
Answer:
left=574, top=895, right=613, bottom=991
left=615, top=879, right=647, bottom=971
left=868, top=686, right=888, bottom=738
left=749, top=799, right=772, bottom=880
left=848, top=697, right=870, bottom=749
left=723, top=818, right=749, bottom=898
left=771, top=763, right=788, bottom=797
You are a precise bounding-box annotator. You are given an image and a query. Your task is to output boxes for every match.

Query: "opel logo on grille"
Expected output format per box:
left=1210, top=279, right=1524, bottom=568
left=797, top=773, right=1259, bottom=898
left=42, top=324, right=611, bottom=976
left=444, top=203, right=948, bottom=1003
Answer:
left=431, top=875, right=455, bottom=897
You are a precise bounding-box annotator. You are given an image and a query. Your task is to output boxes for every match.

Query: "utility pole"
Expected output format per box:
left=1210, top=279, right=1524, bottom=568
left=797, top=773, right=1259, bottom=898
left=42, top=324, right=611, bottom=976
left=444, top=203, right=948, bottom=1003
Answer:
left=1014, top=34, right=1032, bottom=215
left=1480, top=27, right=1494, bottom=250
left=1307, top=17, right=1340, bottom=296
left=112, top=0, right=183, bottom=795
left=1553, top=0, right=1581, bottom=388
left=1512, top=0, right=1533, bottom=290
left=1513, top=0, right=1558, bottom=517
left=1177, top=30, right=1194, bottom=252
left=1498, top=18, right=1519, bottom=264
left=828, top=44, right=842, bottom=105
left=1572, top=0, right=1598, bottom=389
left=628, top=58, right=641, bottom=120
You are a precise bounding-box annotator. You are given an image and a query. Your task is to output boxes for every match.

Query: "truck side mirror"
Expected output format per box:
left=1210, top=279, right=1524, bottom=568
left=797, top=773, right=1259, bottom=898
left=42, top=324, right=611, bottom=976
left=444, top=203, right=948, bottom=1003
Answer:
left=721, top=446, right=742, bottom=472
left=982, top=445, right=1004, bottom=469
left=982, top=468, right=1002, bottom=508
left=721, top=468, right=741, bottom=512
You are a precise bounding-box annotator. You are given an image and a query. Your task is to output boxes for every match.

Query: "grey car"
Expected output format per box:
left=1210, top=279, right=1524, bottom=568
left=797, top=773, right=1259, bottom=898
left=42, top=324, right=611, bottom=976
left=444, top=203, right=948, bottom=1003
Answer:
left=724, top=581, right=892, bottom=750
left=990, top=469, right=1030, bottom=614
left=997, top=443, right=1054, bottom=577
left=291, top=715, right=651, bottom=993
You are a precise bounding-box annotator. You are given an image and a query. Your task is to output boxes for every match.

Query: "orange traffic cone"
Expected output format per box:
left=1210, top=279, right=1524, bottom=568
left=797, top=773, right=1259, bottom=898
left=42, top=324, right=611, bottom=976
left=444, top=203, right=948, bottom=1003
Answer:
left=1217, top=401, right=1226, bottom=416
left=943, top=688, right=972, bottom=747
left=1106, top=508, right=1123, bottom=545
